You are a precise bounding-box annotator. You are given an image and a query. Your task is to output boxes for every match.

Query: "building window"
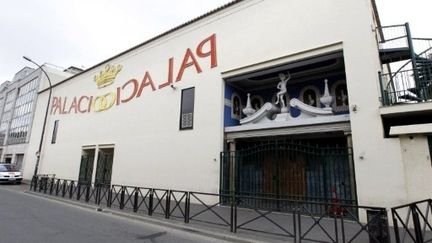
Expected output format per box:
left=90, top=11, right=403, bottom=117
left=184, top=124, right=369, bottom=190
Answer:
left=7, top=78, right=39, bottom=145
left=51, top=120, right=59, bottom=144
left=0, top=90, right=17, bottom=145
left=180, top=87, right=195, bottom=130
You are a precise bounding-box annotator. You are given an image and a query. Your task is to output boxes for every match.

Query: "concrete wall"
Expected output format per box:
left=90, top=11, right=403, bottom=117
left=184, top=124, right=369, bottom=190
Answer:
left=400, top=135, right=432, bottom=202
left=22, top=0, right=428, bottom=207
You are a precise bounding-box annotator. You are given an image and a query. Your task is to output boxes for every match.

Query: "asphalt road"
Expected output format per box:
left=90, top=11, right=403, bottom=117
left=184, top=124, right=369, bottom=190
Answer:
left=0, top=185, right=228, bottom=243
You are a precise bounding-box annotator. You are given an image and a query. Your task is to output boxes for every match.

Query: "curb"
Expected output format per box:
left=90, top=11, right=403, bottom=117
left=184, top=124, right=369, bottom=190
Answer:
left=25, top=190, right=268, bottom=243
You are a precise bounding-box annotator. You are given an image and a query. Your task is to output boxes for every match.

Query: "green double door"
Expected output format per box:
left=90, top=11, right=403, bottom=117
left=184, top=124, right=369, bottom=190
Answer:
left=94, top=148, right=114, bottom=185
left=78, top=148, right=114, bottom=186
left=78, top=150, right=95, bottom=185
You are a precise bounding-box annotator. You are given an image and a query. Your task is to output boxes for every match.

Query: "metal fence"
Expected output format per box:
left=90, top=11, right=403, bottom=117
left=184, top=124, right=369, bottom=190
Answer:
left=392, top=199, right=432, bottom=243
left=380, top=68, right=432, bottom=106
left=30, top=175, right=392, bottom=243
left=376, top=24, right=409, bottom=50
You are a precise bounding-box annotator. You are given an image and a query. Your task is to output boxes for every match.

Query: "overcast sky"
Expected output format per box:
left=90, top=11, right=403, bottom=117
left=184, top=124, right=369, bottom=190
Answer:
left=0, top=0, right=431, bottom=83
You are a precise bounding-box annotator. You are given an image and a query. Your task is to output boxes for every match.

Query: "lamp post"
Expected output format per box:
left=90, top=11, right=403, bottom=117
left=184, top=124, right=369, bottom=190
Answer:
left=23, top=56, right=52, bottom=177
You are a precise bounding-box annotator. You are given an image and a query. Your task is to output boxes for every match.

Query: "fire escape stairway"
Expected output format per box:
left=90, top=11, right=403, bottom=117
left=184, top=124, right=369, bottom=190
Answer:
left=398, top=46, right=432, bottom=102
left=415, top=55, right=432, bottom=94
left=378, top=23, right=432, bottom=105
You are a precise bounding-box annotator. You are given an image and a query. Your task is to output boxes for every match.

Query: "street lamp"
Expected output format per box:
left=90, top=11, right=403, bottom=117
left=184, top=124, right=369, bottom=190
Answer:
left=23, top=56, right=52, bottom=177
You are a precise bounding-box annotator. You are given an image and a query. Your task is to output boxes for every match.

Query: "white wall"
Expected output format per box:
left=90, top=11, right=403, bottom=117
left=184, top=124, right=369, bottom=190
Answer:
left=400, top=135, right=432, bottom=202
left=22, top=0, right=426, bottom=207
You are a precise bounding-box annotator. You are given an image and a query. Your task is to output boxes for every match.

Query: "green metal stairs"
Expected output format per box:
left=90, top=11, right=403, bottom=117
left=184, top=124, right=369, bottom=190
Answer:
left=378, top=23, right=432, bottom=106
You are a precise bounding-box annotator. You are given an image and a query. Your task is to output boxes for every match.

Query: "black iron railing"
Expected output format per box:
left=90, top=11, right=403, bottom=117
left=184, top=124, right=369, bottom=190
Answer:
left=380, top=68, right=432, bottom=106
left=30, top=175, right=390, bottom=242
left=376, top=24, right=409, bottom=50
left=392, top=199, right=432, bottom=243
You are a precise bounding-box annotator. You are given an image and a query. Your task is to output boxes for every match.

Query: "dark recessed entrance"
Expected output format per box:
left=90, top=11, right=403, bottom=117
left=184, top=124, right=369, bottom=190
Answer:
left=221, top=137, right=357, bottom=213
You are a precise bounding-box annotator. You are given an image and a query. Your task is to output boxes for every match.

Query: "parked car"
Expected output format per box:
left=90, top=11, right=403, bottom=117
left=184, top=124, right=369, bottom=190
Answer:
left=0, top=164, right=23, bottom=184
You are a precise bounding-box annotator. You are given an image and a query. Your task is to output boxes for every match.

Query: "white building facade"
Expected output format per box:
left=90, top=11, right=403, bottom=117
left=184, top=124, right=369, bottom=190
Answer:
left=0, top=65, right=74, bottom=170
left=22, top=0, right=432, bottom=210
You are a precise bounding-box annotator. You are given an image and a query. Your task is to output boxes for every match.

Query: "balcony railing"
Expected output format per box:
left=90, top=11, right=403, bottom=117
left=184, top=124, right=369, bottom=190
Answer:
left=380, top=69, right=432, bottom=106
left=377, top=24, right=409, bottom=50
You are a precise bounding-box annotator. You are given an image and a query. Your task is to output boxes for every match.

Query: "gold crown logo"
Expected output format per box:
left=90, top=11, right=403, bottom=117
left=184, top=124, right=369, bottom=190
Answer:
left=94, top=64, right=122, bottom=88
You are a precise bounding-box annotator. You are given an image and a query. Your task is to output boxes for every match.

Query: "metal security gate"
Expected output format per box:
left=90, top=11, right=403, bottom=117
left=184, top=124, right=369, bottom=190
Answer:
left=220, top=140, right=357, bottom=213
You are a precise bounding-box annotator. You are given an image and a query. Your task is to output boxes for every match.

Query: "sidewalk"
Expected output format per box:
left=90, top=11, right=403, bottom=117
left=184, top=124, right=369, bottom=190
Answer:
left=24, top=183, right=398, bottom=243
left=25, top=189, right=290, bottom=243
left=15, top=178, right=432, bottom=243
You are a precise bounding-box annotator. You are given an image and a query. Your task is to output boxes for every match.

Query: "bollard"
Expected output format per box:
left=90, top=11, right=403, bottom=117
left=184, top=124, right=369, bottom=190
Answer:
left=69, top=181, right=74, bottom=199
left=120, top=187, right=125, bottom=210
left=85, top=185, right=90, bottom=202
left=43, top=178, right=48, bottom=194
left=34, top=176, right=38, bottom=192
left=77, top=184, right=81, bottom=200
left=165, top=191, right=171, bottom=219
left=185, top=192, right=190, bottom=223
left=107, top=188, right=112, bottom=207
left=49, top=178, right=55, bottom=195
left=148, top=190, right=154, bottom=216
left=55, top=180, right=60, bottom=196
left=96, top=185, right=100, bottom=205
left=133, top=188, right=139, bottom=212
left=62, top=181, right=67, bottom=197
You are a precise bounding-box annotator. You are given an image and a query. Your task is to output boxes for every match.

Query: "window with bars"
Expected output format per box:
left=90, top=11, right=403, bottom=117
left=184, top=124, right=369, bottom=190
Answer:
left=179, top=87, right=195, bottom=130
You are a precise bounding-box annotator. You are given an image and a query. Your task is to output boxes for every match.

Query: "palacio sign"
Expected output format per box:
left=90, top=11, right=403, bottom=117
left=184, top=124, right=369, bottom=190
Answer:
left=50, top=34, right=217, bottom=115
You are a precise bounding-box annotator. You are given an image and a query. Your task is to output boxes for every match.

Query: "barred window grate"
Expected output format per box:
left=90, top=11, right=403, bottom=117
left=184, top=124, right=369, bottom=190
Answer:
left=181, top=113, right=193, bottom=128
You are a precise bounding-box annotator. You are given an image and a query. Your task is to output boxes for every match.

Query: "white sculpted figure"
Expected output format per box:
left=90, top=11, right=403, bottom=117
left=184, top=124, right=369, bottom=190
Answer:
left=275, top=72, right=291, bottom=109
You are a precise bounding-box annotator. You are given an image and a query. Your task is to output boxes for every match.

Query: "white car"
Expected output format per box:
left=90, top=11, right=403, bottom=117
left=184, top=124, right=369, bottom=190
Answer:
left=0, top=164, right=23, bottom=184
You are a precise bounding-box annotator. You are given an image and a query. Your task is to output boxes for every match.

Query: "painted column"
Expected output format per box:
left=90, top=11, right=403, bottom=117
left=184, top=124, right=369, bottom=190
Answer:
left=228, top=139, right=236, bottom=193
